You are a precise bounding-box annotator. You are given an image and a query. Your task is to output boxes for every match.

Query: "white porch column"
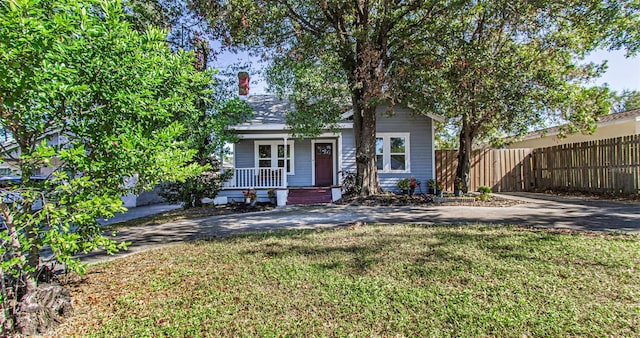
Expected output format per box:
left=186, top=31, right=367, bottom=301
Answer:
left=337, top=133, right=343, bottom=185
left=283, top=136, right=288, bottom=188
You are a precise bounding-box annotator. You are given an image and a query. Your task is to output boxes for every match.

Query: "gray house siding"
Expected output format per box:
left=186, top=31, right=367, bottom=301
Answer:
left=340, top=129, right=357, bottom=176
left=289, top=138, right=312, bottom=186
left=376, top=107, right=434, bottom=192
left=234, top=139, right=254, bottom=168
left=227, top=137, right=315, bottom=187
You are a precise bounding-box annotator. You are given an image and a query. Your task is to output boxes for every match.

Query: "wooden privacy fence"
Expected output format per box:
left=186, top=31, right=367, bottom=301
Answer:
left=436, top=149, right=533, bottom=192
left=435, top=135, right=640, bottom=193
left=532, top=135, right=640, bottom=194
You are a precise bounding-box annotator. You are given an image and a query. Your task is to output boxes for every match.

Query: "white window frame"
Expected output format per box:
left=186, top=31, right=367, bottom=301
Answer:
left=254, top=140, right=295, bottom=174
left=376, top=133, right=410, bottom=173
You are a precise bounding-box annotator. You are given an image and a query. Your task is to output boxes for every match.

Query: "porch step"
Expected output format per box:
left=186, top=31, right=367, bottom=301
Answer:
left=287, top=188, right=332, bottom=205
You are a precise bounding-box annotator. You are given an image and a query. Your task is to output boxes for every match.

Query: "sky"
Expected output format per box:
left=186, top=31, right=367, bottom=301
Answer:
left=583, top=50, right=640, bottom=92
left=212, top=49, right=640, bottom=95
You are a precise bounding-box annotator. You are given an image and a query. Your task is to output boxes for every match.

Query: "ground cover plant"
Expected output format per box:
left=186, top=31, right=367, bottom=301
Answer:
left=54, top=224, right=639, bottom=336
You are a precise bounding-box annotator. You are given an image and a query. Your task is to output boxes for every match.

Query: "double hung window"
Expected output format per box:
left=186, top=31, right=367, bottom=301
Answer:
left=376, top=133, right=410, bottom=173
left=255, top=141, right=294, bottom=174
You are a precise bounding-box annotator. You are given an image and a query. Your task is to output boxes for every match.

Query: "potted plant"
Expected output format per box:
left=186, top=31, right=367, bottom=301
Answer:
left=397, top=178, right=410, bottom=195
left=454, top=177, right=464, bottom=196
left=435, top=180, right=444, bottom=197
left=267, top=188, right=276, bottom=204
left=427, top=179, right=435, bottom=195
left=408, top=177, right=419, bottom=195
left=243, top=188, right=257, bottom=206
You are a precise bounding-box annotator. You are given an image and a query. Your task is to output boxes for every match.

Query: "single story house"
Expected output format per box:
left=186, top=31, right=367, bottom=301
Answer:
left=217, top=95, right=444, bottom=205
left=506, top=108, right=640, bottom=149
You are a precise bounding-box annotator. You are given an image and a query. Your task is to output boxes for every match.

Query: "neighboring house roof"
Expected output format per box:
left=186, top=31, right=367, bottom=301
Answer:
left=231, top=94, right=444, bottom=131
left=599, top=108, right=640, bottom=123
left=512, top=108, right=640, bottom=142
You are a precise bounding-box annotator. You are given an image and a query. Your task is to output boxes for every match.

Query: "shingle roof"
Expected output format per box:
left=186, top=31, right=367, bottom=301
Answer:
left=243, top=95, right=293, bottom=125
left=599, top=108, right=640, bottom=123
left=236, top=94, right=445, bottom=128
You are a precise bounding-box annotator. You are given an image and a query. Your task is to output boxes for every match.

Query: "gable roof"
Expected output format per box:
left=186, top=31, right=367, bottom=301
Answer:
left=514, top=108, right=640, bottom=141
left=233, top=95, right=445, bottom=131
left=242, top=95, right=294, bottom=125
left=233, top=95, right=354, bottom=131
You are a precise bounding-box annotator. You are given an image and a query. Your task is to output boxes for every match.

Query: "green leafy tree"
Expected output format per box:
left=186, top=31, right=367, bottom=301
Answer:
left=190, top=0, right=637, bottom=195
left=611, top=90, right=640, bottom=112
left=160, top=35, right=252, bottom=208
left=0, top=0, right=212, bottom=332
left=408, top=0, right=638, bottom=192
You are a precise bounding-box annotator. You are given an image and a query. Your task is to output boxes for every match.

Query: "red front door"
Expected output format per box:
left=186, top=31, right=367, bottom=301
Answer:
left=315, top=143, right=333, bottom=186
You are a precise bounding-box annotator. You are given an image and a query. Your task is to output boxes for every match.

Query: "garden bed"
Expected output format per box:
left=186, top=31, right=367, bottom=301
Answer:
left=336, top=192, right=523, bottom=207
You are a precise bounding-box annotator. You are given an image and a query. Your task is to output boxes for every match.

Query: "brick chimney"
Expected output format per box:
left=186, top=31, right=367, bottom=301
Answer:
left=238, top=72, right=250, bottom=96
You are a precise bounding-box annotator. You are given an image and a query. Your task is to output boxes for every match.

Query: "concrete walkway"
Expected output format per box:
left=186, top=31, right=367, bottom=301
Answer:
left=81, top=192, right=640, bottom=265
left=98, top=203, right=182, bottom=226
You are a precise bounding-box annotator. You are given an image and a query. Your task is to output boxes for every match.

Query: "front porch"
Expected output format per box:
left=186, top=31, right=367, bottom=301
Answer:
left=219, top=113, right=351, bottom=205
left=218, top=167, right=341, bottom=206
left=222, top=167, right=287, bottom=189
left=217, top=186, right=341, bottom=206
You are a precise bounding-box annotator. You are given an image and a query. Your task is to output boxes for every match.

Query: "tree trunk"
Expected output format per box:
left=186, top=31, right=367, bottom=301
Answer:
left=16, top=160, right=41, bottom=271
left=455, top=129, right=474, bottom=194
left=15, top=282, right=73, bottom=335
left=353, top=99, right=381, bottom=196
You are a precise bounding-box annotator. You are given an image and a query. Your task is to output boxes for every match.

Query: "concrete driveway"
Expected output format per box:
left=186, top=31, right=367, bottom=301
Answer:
left=81, top=192, right=640, bottom=265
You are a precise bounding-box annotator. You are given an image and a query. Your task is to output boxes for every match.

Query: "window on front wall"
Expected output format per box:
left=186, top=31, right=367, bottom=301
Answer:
left=255, top=140, right=294, bottom=174
left=376, top=133, right=410, bottom=173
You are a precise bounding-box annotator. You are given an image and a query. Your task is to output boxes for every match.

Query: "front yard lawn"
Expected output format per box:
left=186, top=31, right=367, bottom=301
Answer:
left=56, top=225, right=639, bottom=336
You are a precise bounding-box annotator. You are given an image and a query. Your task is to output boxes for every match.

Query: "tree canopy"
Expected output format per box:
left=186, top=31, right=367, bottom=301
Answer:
left=191, top=0, right=637, bottom=194
left=416, top=0, right=638, bottom=191
left=611, top=90, right=640, bottom=112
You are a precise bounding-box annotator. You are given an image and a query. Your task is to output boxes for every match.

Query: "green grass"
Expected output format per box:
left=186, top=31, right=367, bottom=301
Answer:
left=58, top=225, right=640, bottom=337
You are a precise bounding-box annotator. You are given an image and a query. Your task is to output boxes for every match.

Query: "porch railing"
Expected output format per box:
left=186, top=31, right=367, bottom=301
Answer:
left=222, top=168, right=286, bottom=189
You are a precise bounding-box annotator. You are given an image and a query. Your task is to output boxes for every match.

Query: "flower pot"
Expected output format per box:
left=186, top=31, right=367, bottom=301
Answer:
left=245, top=197, right=251, bottom=204
left=409, top=188, right=415, bottom=196
left=428, top=188, right=435, bottom=195
left=269, top=197, right=276, bottom=205
left=249, top=199, right=257, bottom=207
